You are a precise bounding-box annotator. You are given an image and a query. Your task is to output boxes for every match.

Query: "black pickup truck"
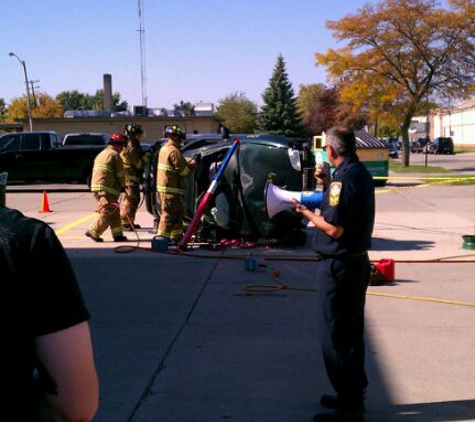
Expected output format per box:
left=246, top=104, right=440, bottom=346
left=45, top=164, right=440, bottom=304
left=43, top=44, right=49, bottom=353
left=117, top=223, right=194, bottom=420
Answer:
left=0, top=131, right=104, bottom=184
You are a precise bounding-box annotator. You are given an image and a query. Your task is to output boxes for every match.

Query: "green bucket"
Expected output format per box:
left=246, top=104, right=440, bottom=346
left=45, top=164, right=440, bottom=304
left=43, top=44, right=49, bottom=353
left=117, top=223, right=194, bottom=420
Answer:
left=462, top=235, right=475, bottom=250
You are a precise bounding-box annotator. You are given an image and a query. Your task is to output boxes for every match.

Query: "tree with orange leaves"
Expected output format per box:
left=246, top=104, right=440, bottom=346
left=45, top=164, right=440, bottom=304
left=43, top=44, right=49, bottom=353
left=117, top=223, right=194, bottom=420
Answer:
left=6, top=93, right=63, bottom=124
left=316, top=0, right=475, bottom=166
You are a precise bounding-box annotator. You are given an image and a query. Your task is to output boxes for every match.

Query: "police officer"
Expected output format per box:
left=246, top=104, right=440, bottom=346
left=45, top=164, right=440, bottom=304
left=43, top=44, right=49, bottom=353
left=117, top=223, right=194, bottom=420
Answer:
left=120, top=123, right=150, bottom=230
left=293, top=126, right=375, bottom=422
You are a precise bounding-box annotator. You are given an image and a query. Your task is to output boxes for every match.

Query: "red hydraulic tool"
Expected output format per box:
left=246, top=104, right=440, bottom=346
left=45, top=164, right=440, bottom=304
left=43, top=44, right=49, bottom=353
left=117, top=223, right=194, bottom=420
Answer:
left=178, top=137, right=241, bottom=250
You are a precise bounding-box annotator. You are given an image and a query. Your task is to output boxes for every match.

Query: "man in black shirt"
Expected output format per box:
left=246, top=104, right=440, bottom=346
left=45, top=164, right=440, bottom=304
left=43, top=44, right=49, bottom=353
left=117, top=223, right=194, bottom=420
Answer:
left=1, top=205, right=98, bottom=422
left=293, top=126, right=375, bottom=422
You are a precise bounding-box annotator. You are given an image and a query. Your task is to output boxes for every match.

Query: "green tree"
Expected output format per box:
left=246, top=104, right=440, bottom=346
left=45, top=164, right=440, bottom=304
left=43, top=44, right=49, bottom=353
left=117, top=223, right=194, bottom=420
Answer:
left=91, top=90, right=129, bottom=112
left=257, top=54, right=303, bottom=137
left=173, top=100, right=195, bottom=116
left=56, top=90, right=128, bottom=112
left=56, top=90, right=88, bottom=110
left=296, top=83, right=325, bottom=119
left=215, top=92, right=257, bottom=133
left=315, top=0, right=475, bottom=166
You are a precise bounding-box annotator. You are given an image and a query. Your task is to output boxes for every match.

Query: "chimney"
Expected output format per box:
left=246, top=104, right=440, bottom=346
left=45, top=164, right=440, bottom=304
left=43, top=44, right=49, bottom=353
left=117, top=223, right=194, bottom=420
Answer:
left=103, top=74, right=113, bottom=112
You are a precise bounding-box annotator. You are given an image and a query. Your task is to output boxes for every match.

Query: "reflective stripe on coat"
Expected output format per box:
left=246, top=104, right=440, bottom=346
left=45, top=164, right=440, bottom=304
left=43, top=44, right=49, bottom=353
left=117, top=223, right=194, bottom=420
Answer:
left=121, top=139, right=144, bottom=184
left=156, top=140, right=192, bottom=196
left=91, top=146, right=125, bottom=197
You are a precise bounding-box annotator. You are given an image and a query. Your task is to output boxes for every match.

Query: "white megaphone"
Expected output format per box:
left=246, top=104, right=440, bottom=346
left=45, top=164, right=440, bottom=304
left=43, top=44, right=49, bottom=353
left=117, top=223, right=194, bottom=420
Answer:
left=265, top=182, right=323, bottom=218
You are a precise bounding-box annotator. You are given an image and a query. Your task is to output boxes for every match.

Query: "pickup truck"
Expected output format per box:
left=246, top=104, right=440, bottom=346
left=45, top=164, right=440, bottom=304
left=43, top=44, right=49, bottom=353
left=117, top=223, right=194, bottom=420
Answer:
left=62, top=132, right=110, bottom=146
left=0, top=131, right=105, bottom=184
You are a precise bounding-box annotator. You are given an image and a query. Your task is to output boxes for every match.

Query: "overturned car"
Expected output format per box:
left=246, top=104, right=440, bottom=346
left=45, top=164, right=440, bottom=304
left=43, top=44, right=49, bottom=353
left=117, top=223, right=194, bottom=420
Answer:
left=143, top=133, right=316, bottom=244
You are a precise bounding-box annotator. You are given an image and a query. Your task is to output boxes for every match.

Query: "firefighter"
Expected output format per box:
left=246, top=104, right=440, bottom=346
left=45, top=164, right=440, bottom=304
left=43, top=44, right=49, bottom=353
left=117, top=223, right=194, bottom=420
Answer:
left=120, top=123, right=150, bottom=230
left=86, top=133, right=128, bottom=242
left=155, top=125, right=194, bottom=243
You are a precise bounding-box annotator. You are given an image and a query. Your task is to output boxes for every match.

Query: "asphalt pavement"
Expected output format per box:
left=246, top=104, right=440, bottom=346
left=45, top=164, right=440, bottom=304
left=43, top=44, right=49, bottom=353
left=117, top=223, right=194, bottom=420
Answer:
left=4, top=153, right=475, bottom=422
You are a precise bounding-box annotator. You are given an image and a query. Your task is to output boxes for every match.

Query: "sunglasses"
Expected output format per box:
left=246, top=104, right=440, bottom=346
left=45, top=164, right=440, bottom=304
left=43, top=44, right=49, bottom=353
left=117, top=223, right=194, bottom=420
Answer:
left=322, top=144, right=329, bottom=151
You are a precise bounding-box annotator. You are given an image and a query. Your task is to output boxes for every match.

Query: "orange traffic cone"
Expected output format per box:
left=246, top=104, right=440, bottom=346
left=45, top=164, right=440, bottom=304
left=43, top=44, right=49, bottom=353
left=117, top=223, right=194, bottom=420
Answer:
left=40, top=190, right=52, bottom=212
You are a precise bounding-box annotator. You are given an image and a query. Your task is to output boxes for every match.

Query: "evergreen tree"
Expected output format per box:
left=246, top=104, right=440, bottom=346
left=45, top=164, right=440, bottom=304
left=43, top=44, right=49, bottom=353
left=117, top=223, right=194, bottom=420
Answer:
left=257, top=54, right=303, bottom=137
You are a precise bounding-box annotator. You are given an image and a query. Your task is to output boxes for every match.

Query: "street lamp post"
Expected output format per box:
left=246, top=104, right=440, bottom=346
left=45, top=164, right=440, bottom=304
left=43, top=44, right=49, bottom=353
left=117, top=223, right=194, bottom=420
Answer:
left=425, top=92, right=430, bottom=167
left=8, top=52, right=33, bottom=131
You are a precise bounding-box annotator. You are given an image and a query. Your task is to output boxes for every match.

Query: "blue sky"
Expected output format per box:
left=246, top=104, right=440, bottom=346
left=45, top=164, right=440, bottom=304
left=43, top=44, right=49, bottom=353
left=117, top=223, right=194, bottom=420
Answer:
left=2, top=0, right=374, bottom=110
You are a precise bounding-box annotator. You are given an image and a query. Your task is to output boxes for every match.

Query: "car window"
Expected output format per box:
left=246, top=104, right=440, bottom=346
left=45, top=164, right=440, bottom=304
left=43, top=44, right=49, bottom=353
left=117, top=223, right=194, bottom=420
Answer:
left=0, top=135, right=20, bottom=151
left=64, top=134, right=107, bottom=145
left=22, top=134, right=40, bottom=150
left=182, top=138, right=222, bottom=152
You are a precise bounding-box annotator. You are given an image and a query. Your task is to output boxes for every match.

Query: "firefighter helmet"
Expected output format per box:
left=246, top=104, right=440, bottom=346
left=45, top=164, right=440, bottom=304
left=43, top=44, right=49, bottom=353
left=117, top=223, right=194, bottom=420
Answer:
left=109, top=133, right=127, bottom=145
left=164, top=125, right=186, bottom=140
left=124, top=123, right=144, bottom=137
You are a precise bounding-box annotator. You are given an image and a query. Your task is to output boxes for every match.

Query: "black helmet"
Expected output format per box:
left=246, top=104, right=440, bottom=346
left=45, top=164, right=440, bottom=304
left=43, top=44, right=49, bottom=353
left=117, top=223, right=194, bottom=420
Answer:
left=124, top=123, right=144, bottom=137
left=109, top=133, right=127, bottom=145
left=164, top=125, right=186, bottom=140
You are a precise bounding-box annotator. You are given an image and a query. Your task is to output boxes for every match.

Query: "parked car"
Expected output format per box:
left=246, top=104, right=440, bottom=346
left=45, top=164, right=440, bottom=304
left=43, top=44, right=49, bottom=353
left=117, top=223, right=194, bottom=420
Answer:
left=388, top=146, right=398, bottom=159
left=422, top=141, right=434, bottom=154
left=415, top=138, right=430, bottom=154
left=62, top=132, right=110, bottom=146
left=432, top=137, right=455, bottom=155
left=383, top=140, right=399, bottom=158
left=0, top=131, right=104, bottom=184
left=386, top=138, right=401, bottom=151
left=143, top=133, right=314, bottom=244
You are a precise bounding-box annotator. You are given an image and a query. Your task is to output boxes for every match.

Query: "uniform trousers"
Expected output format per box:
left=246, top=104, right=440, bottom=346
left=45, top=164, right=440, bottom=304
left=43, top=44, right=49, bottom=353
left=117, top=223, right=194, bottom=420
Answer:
left=316, top=254, right=371, bottom=410
left=89, top=193, right=123, bottom=238
left=120, top=183, right=141, bottom=225
left=157, top=193, right=185, bottom=241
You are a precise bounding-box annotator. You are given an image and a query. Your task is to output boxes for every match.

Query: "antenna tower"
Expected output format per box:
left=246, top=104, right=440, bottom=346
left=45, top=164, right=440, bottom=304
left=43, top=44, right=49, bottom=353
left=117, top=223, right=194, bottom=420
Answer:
left=138, top=0, right=148, bottom=107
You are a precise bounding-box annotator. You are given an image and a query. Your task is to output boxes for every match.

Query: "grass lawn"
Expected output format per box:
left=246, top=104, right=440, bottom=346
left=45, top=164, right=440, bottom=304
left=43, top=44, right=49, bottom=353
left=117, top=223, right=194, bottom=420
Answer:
left=388, top=153, right=475, bottom=185
left=389, top=161, right=452, bottom=173
left=455, top=147, right=475, bottom=154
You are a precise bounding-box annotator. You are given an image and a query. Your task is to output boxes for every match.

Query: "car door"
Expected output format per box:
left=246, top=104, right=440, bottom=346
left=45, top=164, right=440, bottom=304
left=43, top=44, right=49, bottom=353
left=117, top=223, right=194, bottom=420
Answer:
left=44, top=133, right=71, bottom=181
left=0, top=134, right=22, bottom=179
left=20, top=133, right=50, bottom=180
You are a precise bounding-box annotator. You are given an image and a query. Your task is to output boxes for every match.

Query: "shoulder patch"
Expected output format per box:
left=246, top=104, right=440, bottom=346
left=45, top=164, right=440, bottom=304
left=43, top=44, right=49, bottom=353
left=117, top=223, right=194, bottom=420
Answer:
left=329, top=181, right=342, bottom=207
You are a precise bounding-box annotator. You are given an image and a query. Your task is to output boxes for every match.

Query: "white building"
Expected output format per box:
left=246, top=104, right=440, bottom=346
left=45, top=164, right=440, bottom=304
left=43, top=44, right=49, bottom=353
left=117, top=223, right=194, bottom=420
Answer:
left=433, top=98, right=475, bottom=147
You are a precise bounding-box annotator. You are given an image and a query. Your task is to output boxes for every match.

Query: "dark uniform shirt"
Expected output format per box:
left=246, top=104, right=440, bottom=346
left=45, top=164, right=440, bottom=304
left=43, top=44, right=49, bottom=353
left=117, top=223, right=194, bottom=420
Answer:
left=313, top=154, right=375, bottom=256
left=0, top=206, right=90, bottom=421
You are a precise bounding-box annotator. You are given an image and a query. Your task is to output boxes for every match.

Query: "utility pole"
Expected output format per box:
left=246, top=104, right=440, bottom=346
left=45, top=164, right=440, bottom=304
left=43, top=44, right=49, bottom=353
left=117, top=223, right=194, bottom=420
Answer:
left=138, top=0, right=148, bottom=108
left=425, top=92, right=430, bottom=167
left=30, top=80, right=40, bottom=107
left=448, top=97, right=452, bottom=137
